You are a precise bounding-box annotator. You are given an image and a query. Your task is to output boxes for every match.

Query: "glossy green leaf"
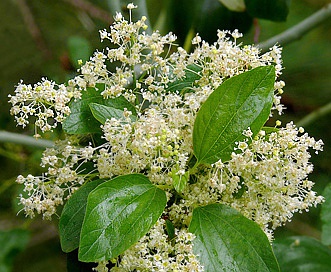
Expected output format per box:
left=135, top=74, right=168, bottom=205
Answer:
left=167, top=64, right=202, bottom=93
left=89, top=102, right=136, bottom=125
left=63, top=85, right=136, bottom=134
left=62, top=85, right=105, bottom=134
left=78, top=174, right=167, bottom=262
left=0, top=229, right=30, bottom=272
left=59, top=179, right=104, bottom=253
left=321, top=183, right=331, bottom=245
left=193, top=66, right=275, bottom=164
left=189, top=204, right=280, bottom=272
left=245, top=0, right=291, bottom=22
left=273, top=236, right=331, bottom=271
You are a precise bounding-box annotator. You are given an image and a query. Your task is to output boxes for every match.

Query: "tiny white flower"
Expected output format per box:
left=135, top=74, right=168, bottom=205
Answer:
left=127, top=3, right=137, bottom=9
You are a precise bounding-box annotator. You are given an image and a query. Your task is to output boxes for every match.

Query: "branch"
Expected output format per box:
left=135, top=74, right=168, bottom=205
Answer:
left=296, top=101, right=331, bottom=127
left=258, top=3, right=331, bottom=52
left=0, top=131, right=54, bottom=148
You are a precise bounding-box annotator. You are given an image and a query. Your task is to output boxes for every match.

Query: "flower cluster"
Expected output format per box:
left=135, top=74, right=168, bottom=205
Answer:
left=17, top=137, right=96, bottom=219
left=9, top=78, right=81, bottom=136
left=10, top=4, right=323, bottom=271
left=167, top=123, right=324, bottom=240
left=98, top=104, right=191, bottom=187
left=117, top=218, right=203, bottom=271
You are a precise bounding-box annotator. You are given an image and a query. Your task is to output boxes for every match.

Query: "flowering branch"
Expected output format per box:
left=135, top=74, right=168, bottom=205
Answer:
left=0, top=131, right=53, bottom=148
left=258, top=3, right=331, bottom=51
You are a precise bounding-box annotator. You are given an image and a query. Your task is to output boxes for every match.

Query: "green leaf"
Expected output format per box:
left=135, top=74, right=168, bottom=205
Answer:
left=321, top=183, right=331, bottom=245
left=0, top=229, right=30, bottom=272
left=167, top=64, right=202, bottom=93
left=273, top=236, right=331, bottom=271
left=245, top=0, right=291, bottom=22
left=193, top=66, right=275, bottom=164
left=189, top=204, right=280, bottom=272
left=59, top=179, right=105, bottom=253
left=89, top=101, right=137, bottom=125
left=62, top=85, right=105, bottom=134
left=62, top=85, right=136, bottom=134
left=78, top=174, right=167, bottom=262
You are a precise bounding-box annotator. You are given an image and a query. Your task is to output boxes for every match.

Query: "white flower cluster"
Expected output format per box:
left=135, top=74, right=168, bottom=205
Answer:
left=117, top=218, right=203, bottom=271
left=227, top=124, right=324, bottom=237
left=167, top=123, right=324, bottom=240
left=11, top=4, right=324, bottom=271
left=17, top=137, right=96, bottom=219
left=98, top=104, right=191, bottom=187
left=9, top=78, right=81, bottom=136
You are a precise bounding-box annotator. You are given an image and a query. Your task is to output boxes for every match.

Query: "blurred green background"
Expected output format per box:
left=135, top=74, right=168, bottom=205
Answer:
left=0, top=0, right=330, bottom=271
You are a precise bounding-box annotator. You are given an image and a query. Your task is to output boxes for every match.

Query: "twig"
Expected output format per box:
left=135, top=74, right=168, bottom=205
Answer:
left=63, top=0, right=113, bottom=24
left=15, top=0, right=52, bottom=59
left=296, top=101, right=331, bottom=127
left=0, top=131, right=54, bottom=148
left=258, top=3, right=331, bottom=52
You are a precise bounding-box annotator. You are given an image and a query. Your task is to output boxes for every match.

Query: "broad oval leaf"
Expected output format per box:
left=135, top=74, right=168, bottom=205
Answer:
left=59, top=179, right=105, bottom=253
left=245, top=0, right=291, bottom=22
left=321, top=183, right=331, bottom=245
left=193, top=65, right=275, bottom=164
left=89, top=102, right=137, bottom=125
left=273, top=236, right=331, bottom=271
left=78, top=174, right=167, bottom=262
left=189, top=204, right=280, bottom=272
left=62, top=85, right=105, bottom=134
left=63, top=85, right=136, bottom=134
